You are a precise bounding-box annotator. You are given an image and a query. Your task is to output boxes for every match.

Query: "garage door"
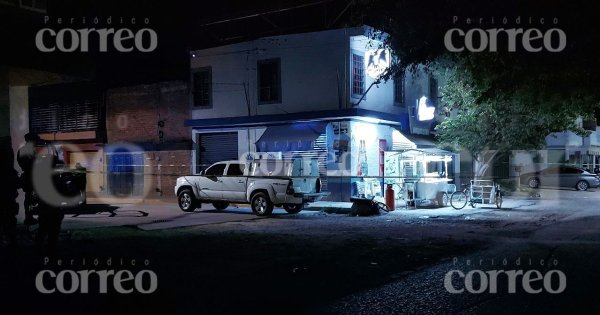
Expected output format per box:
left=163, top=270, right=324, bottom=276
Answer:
left=197, top=132, right=238, bottom=173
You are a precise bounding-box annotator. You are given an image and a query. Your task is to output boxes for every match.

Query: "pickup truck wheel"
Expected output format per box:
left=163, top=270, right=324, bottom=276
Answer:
left=178, top=189, right=197, bottom=212
left=251, top=192, right=273, bottom=216
left=283, top=204, right=303, bottom=214
left=212, top=202, right=229, bottom=210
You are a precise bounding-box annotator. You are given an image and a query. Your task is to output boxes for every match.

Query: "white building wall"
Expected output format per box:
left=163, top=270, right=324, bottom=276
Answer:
left=190, top=27, right=421, bottom=121
left=191, top=28, right=351, bottom=120
left=546, top=131, right=585, bottom=147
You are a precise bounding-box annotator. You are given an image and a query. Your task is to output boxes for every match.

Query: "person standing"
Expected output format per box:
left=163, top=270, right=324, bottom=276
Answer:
left=17, top=132, right=40, bottom=225
left=0, top=139, right=19, bottom=248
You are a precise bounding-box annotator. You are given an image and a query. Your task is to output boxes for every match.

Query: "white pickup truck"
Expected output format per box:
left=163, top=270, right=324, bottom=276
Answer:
left=174, top=159, right=328, bottom=216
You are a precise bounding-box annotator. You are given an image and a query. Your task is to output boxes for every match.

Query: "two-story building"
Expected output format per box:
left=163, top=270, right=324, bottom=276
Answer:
left=186, top=26, right=456, bottom=201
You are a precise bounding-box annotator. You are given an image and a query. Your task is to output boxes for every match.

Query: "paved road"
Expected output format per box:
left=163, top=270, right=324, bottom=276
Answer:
left=6, top=188, right=600, bottom=314
left=318, top=189, right=600, bottom=314
left=23, top=187, right=599, bottom=233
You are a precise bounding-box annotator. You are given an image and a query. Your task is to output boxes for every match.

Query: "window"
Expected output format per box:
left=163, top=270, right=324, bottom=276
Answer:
left=192, top=67, right=212, bottom=107
left=258, top=58, right=281, bottom=103
left=205, top=163, right=227, bottom=176
left=227, top=164, right=245, bottom=176
left=29, top=82, right=102, bottom=134
left=429, top=75, right=438, bottom=106
left=352, top=54, right=365, bottom=96
left=394, top=72, right=405, bottom=106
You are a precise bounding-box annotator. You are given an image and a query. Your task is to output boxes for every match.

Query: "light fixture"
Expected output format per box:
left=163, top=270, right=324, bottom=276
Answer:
left=417, top=96, right=435, bottom=121
left=365, top=48, right=391, bottom=79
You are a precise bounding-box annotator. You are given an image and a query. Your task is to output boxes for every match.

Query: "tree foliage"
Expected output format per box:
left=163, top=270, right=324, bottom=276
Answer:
left=357, top=0, right=600, bottom=163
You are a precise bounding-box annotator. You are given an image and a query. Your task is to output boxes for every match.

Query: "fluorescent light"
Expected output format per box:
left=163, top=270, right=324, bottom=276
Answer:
left=361, top=117, right=381, bottom=124
left=417, top=96, right=435, bottom=121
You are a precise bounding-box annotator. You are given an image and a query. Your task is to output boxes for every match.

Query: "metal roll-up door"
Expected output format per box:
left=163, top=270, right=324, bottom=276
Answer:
left=197, top=132, right=238, bottom=172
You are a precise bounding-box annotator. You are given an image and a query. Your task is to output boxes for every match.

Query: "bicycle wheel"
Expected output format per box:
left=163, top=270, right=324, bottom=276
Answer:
left=450, top=191, right=468, bottom=210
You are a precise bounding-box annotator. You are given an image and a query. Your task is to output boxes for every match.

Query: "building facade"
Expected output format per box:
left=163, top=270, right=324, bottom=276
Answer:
left=186, top=26, right=455, bottom=201
left=104, top=81, right=192, bottom=199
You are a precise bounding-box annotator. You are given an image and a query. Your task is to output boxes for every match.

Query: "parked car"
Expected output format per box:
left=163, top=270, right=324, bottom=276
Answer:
left=174, top=159, right=328, bottom=216
left=520, top=165, right=600, bottom=191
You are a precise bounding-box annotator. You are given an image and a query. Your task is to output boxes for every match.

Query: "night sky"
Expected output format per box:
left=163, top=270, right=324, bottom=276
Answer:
left=1, top=0, right=354, bottom=87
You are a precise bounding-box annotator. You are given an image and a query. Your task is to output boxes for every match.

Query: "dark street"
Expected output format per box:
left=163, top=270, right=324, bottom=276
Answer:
left=3, top=1, right=600, bottom=314
left=2, top=189, right=600, bottom=314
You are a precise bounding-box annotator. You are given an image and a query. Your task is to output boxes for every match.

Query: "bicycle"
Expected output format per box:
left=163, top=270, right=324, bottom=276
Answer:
left=450, top=181, right=503, bottom=210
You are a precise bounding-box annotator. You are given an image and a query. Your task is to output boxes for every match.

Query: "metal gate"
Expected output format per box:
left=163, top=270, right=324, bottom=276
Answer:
left=107, top=152, right=144, bottom=196
left=196, top=132, right=238, bottom=173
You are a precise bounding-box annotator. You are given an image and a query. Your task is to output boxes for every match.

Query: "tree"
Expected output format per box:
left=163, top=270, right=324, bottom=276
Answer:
left=357, top=0, right=600, bottom=176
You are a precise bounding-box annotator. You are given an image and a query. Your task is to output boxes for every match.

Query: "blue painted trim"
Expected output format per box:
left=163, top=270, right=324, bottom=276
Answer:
left=185, top=108, right=404, bottom=129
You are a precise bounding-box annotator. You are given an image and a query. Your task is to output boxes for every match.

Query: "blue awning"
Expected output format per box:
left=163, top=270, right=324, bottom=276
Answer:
left=256, top=122, right=327, bottom=152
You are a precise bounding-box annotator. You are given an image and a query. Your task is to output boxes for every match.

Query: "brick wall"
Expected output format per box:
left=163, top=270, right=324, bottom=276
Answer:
left=105, top=81, right=193, bottom=200
left=106, top=81, right=190, bottom=144
left=142, top=150, right=191, bottom=198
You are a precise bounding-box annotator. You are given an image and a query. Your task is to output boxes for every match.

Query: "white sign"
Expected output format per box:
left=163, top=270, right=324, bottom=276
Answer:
left=417, top=96, right=435, bottom=121
left=365, top=49, right=390, bottom=79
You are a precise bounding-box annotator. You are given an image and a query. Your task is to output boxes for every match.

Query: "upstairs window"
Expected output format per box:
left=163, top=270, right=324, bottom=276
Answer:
left=258, top=58, right=281, bottom=104
left=429, top=75, right=439, bottom=107
left=28, top=82, right=102, bottom=134
left=352, top=54, right=365, bottom=96
left=394, top=72, right=405, bottom=106
left=192, top=67, right=212, bottom=107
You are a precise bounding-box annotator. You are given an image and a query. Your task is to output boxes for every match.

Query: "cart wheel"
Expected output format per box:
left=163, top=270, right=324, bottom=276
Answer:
left=495, top=193, right=503, bottom=209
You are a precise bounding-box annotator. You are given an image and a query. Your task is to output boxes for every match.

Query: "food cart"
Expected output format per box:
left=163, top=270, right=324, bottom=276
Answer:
left=383, top=148, right=456, bottom=208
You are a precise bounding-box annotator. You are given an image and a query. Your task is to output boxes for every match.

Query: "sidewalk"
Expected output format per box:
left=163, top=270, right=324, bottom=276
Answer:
left=86, top=196, right=177, bottom=205
left=306, top=197, right=537, bottom=214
